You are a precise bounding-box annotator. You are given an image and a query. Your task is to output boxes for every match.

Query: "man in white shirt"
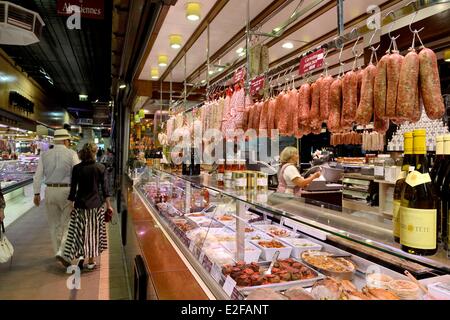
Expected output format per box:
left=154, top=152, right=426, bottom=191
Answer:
left=33, top=129, right=80, bottom=262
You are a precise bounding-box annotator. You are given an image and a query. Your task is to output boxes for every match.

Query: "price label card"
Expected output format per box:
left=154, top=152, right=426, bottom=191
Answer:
left=299, top=48, right=325, bottom=76
left=199, top=251, right=205, bottom=264
left=233, top=67, right=246, bottom=84
left=210, top=263, right=223, bottom=283
left=223, top=275, right=237, bottom=297
left=189, top=241, right=195, bottom=253
left=250, top=75, right=265, bottom=96
left=202, top=255, right=213, bottom=273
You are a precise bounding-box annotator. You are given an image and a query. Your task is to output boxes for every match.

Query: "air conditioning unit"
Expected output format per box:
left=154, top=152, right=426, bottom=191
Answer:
left=0, top=1, right=45, bottom=46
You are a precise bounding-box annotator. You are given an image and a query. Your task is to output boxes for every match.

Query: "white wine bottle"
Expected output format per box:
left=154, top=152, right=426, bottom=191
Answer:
left=400, top=129, right=437, bottom=256
left=393, top=132, right=414, bottom=243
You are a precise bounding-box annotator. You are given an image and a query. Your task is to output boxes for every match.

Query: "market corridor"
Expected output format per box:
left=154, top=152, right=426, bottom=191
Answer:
left=0, top=204, right=130, bottom=300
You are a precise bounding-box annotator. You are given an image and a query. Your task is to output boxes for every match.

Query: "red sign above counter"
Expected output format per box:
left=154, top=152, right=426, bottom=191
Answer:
left=57, top=0, right=104, bottom=20
left=298, top=48, right=325, bottom=76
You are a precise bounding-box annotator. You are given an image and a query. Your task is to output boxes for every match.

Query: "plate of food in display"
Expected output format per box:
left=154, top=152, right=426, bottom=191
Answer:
left=221, top=258, right=324, bottom=294
left=300, top=250, right=356, bottom=280
left=252, top=224, right=298, bottom=238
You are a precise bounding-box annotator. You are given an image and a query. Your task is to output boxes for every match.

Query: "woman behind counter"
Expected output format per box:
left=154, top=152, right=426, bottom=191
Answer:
left=277, top=147, right=321, bottom=196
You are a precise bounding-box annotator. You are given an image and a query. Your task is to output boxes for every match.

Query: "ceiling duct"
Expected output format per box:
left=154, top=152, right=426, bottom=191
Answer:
left=0, top=1, right=45, bottom=45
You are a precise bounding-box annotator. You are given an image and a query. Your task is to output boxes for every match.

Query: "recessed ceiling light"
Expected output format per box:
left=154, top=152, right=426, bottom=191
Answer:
left=119, top=84, right=126, bottom=89
left=208, top=70, right=214, bottom=75
left=282, top=42, right=294, bottom=49
left=201, top=80, right=206, bottom=84
left=238, top=52, right=246, bottom=57
left=218, top=67, right=224, bottom=72
left=186, top=2, right=201, bottom=21
left=236, top=47, right=244, bottom=54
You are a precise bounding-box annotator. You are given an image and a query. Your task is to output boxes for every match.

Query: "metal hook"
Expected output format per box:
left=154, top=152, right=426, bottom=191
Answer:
left=386, top=11, right=399, bottom=40
left=368, top=28, right=380, bottom=51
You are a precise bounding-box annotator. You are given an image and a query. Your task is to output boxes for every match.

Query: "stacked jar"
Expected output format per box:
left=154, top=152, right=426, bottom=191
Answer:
left=217, top=159, right=225, bottom=186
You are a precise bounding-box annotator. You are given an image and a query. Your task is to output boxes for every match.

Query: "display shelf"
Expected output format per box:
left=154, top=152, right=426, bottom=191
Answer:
left=133, top=168, right=449, bottom=300
left=143, top=168, right=450, bottom=274
left=374, top=179, right=396, bottom=185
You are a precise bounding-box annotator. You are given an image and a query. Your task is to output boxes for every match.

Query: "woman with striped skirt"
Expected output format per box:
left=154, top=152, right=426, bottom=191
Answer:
left=59, top=142, right=113, bottom=270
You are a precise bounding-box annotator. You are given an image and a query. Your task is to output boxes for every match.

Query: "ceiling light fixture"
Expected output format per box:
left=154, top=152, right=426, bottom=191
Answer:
left=186, top=2, right=201, bottom=21
left=151, top=67, right=159, bottom=79
left=282, top=42, right=294, bottom=49
left=158, top=55, right=168, bottom=67
left=119, top=84, right=126, bottom=89
left=169, top=34, right=182, bottom=49
left=445, top=49, right=450, bottom=62
left=236, top=47, right=244, bottom=54
left=79, top=94, right=88, bottom=101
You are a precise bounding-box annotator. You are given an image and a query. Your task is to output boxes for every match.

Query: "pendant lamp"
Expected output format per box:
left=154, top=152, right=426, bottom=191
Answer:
left=186, top=2, right=201, bottom=21
left=158, top=55, right=168, bottom=67
left=169, top=34, right=182, bottom=49
left=151, top=67, right=159, bottom=80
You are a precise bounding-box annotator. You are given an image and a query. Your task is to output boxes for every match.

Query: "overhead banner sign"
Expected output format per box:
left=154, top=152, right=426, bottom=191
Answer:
left=57, top=0, right=104, bottom=20
left=298, top=48, right=325, bottom=76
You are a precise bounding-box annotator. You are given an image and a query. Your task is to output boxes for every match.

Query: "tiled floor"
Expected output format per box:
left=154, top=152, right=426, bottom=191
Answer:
left=0, top=203, right=130, bottom=300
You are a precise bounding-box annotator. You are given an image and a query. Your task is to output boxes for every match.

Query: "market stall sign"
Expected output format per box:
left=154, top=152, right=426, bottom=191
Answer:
left=250, top=75, right=265, bottom=96
left=57, top=0, right=104, bottom=20
left=298, top=48, right=325, bottom=76
left=233, top=67, right=246, bottom=84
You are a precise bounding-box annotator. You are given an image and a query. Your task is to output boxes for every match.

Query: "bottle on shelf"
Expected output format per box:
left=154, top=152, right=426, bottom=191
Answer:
left=430, top=136, right=444, bottom=182
left=438, top=135, right=450, bottom=254
left=433, top=134, right=450, bottom=245
left=393, top=132, right=414, bottom=243
left=400, top=129, right=437, bottom=256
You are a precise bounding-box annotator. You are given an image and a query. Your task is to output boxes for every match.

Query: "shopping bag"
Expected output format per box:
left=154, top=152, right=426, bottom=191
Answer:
left=0, top=222, right=14, bottom=263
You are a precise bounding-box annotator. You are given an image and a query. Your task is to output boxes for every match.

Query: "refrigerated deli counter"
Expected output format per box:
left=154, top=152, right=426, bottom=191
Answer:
left=128, top=168, right=450, bottom=300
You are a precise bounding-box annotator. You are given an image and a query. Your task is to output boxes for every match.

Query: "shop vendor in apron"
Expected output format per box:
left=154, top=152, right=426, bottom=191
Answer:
left=277, top=147, right=321, bottom=196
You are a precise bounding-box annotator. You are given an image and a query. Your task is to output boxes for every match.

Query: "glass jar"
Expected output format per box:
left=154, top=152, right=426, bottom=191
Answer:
left=224, top=159, right=234, bottom=181
left=383, top=157, right=396, bottom=182
left=233, top=171, right=247, bottom=191
left=217, top=159, right=225, bottom=186
left=246, top=171, right=257, bottom=189
left=256, top=172, right=268, bottom=190
left=238, top=159, right=247, bottom=171
left=374, top=154, right=391, bottom=180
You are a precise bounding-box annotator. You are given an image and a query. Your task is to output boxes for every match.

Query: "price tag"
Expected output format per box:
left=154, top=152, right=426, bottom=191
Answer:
left=233, top=67, right=246, bottom=84
left=202, top=255, right=213, bottom=273
left=223, top=275, right=237, bottom=296
left=231, top=287, right=244, bottom=300
left=189, top=241, right=195, bottom=253
left=299, top=48, right=325, bottom=76
left=210, top=263, right=223, bottom=283
left=199, top=251, right=205, bottom=264
left=250, top=75, right=265, bottom=96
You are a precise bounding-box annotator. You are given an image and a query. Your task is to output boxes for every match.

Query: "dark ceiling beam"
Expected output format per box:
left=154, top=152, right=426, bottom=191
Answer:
left=159, top=0, right=230, bottom=81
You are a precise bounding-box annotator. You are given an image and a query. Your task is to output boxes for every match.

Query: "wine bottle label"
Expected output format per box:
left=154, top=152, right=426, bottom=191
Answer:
left=393, top=200, right=401, bottom=238
left=235, top=178, right=247, bottom=187
left=400, top=207, right=437, bottom=250
left=217, top=173, right=224, bottom=181
left=397, top=171, right=406, bottom=180
left=405, top=171, right=431, bottom=187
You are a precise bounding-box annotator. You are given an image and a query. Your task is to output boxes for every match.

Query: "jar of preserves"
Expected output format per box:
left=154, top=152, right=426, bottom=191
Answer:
left=256, top=172, right=269, bottom=190
left=233, top=171, right=247, bottom=191
left=383, top=156, right=396, bottom=182
left=246, top=171, right=257, bottom=189
left=224, top=159, right=234, bottom=181
left=238, top=159, right=247, bottom=171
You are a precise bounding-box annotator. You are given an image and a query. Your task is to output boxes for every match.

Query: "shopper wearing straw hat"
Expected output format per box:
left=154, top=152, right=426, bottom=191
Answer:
left=32, top=129, right=80, bottom=266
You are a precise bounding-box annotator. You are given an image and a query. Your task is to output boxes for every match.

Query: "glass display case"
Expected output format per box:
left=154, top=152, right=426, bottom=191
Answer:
left=0, top=157, right=38, bottom=193
left=134, top=168, right=450, bottom=300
